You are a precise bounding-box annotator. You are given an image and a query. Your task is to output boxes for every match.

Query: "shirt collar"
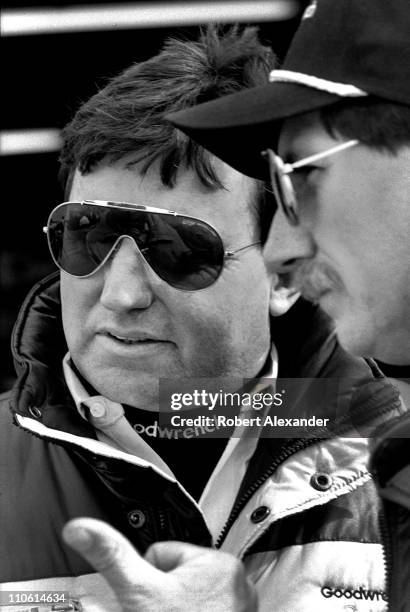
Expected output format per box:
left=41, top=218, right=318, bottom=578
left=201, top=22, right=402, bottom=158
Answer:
left=63, top=353, right=101, bottom=420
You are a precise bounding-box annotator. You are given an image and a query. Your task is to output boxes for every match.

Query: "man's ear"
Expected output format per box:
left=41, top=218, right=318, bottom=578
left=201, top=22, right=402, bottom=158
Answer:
left=269, top=276, right=300, bottom=317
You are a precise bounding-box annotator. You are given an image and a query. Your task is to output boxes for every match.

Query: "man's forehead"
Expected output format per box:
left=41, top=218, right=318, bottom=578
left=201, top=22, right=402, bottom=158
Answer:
left=70, top=155, right=251, bottom=190
left=68, top=157, right=257, bottom=234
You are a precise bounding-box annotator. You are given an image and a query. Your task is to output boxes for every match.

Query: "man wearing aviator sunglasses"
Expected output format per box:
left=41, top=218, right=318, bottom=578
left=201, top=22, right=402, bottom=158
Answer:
left=0, top=26, right=286, bottom=611
left=1, top=21, right=405, bottom=612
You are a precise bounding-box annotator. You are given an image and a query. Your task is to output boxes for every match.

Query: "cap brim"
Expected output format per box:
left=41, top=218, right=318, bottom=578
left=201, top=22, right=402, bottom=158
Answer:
left=167, top=81, right=340, bottom=180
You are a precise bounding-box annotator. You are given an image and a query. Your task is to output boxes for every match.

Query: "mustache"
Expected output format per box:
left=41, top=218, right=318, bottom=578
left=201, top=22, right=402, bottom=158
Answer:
left=292, top=261, right=343, bottom=302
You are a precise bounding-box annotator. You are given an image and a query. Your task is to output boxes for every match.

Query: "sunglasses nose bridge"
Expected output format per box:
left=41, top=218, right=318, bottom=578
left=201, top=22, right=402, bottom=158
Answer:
left=110, top=234, right=150, bottom=265
left=101, top=234, right=159, bottom=291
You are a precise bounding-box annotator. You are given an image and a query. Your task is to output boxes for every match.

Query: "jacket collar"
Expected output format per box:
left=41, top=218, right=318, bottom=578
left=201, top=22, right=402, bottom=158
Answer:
left=10, top=272, right=95, bottom=438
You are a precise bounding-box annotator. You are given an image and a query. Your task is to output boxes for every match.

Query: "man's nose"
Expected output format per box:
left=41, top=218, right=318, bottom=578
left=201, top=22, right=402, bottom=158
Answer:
left=263, top=206, right=314, bottom=276
left=100, top=237, right=155, bottom=311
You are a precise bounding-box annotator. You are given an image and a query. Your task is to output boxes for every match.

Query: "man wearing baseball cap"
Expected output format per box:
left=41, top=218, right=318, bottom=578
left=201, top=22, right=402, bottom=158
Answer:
left=169, top=0, right=410, bottom=378
left=169, top=0, right=410, bottom=608
left=62, top=1, right=409, bottom=609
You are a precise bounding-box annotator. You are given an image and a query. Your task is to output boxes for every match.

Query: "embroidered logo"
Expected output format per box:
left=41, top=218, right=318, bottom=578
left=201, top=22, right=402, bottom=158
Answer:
left=321, top=586, right=387, bottom=602
left=302, top=0, right=317, bottom=20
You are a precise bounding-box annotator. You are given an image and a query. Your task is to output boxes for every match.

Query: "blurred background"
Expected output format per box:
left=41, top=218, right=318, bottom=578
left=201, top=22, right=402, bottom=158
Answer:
left=1, top=0, right=308, bottom=391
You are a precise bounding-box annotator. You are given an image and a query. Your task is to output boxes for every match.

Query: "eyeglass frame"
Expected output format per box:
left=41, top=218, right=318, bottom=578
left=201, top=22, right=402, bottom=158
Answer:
left=262, top=139, right=359, bottom=225
left=42, top=200, right=261, bottom=290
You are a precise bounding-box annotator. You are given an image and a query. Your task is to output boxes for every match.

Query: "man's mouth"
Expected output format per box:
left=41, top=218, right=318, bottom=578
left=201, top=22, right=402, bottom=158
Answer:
left=106, top=333, right=156, bottom=345
left=100, top=329, right=168, bottom=345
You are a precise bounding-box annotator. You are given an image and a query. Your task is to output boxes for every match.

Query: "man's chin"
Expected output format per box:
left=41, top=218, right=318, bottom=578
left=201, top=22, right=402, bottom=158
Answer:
left=315, top=289, right=339, bottom=316
left=310, top=290, right=366, bottom=355
left=332, top=309, right=376, bottom=358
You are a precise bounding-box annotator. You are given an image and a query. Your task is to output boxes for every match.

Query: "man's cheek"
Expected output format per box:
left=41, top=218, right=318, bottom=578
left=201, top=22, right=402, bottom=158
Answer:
left=179, top=317, right=231, bottom=376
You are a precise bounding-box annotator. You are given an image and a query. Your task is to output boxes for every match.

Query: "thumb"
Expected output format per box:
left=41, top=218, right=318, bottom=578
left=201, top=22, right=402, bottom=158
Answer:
left=63, top=518, right=160, bottom=594
left=146, top=541, right=225, bottom=572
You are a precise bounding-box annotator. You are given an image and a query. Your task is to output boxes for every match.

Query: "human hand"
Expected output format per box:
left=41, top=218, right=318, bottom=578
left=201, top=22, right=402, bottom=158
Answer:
left=63, top=518, right=258, bottom=612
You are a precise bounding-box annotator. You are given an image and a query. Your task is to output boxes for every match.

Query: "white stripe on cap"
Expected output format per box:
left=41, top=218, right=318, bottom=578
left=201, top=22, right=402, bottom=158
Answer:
left=269, top=69, right=368, bottom=97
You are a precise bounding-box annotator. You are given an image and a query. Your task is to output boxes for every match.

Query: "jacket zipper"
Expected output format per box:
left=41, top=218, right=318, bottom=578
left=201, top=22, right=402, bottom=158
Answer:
left=215, top=436, right=321, bottom=548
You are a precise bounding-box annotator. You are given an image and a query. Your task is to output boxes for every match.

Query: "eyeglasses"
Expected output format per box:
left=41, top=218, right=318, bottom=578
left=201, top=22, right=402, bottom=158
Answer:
left=43, top=200, right=260, bottom=291
left=262, top=139, right=359, bottom=225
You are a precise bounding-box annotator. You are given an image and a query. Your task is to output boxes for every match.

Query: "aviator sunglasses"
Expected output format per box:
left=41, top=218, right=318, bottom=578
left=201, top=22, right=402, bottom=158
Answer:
left=262, top=139, right=359, bottom=225
left=43, top=200, right=260, bottom=291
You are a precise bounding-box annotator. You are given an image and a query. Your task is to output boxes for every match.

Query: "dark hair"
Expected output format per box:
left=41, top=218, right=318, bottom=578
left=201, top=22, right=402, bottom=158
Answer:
left=320, top=97, right=410, bottom=153
left=59, top=25, right=277, bottom=240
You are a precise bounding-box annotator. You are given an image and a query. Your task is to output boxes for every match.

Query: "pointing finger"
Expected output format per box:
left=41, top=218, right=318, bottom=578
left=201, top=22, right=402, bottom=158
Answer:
left=63, top=517, right=162, bottom=595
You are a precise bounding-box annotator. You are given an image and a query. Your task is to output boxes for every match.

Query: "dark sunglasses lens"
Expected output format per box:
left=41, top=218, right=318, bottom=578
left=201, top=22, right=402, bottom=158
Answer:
left=47, top=203, right=119, bottom=276
left=141, top=214, right=224, bottom=290
left=47, top=203, right=224, bottom=290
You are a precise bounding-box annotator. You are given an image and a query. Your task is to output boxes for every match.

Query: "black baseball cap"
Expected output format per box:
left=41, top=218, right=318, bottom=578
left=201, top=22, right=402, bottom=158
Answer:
left=167, top=0, right=410, bottom=180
